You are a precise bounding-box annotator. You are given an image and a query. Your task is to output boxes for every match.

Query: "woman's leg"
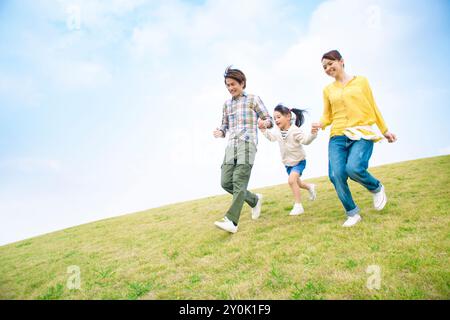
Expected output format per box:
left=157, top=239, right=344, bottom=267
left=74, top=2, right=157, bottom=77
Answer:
left=345, top=139, right=382, bottom=193
left=328, top=136, right=360, bottom=216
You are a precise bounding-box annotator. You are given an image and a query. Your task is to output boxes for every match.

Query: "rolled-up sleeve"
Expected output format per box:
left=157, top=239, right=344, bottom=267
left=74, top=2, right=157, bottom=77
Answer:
left=219, top=103, right=228, bottom=135
left=254, top=96, right=273, bottom=129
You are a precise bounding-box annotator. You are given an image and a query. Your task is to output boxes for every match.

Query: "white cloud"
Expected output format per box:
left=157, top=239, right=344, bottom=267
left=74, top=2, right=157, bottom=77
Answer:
left=0, top=157, right=63, bottom=174
left=438, top=146, right=450, bottom=156
left=130, top=26, right=170, bottom=60
left=50, top=60, right=113, bottom=90
left=54, top=0, right=147, bottom=28
left=0, top=75, right=43, bottom=108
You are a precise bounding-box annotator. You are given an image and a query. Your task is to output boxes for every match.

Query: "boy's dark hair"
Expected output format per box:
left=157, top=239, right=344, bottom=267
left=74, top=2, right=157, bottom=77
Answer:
left=274, top=104, right=306, bottom=128
left=224, top=65, right=246, bottom=89
left=321, top=50, right=343, bottom=62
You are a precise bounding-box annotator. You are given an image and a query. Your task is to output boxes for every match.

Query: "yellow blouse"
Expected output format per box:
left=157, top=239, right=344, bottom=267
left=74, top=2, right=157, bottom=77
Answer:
left=321, top=76, right=388, bottom=137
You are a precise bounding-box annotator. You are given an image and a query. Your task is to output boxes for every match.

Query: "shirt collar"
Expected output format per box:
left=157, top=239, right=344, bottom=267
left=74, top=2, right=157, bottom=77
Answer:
left=232, top=91, right=248, bottom=100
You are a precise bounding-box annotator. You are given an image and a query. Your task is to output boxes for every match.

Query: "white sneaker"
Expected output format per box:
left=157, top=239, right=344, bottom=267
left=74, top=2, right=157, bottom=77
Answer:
left=289, top=203, right=304, bottom=216
left=342, top=214, right=362, bottom=227
left=308, top=184, right=317, bottom=201
left=214, top=216, right=238, bottom=233
left=373, top=185, right=387, bottom=211
left=251, top=193, right=263, bottom=220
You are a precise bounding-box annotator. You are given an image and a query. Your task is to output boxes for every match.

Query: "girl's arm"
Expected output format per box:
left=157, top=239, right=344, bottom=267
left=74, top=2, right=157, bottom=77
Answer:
left=294, top=127, right=317, bottom=145
left=258, top=120, right=278, bottom=142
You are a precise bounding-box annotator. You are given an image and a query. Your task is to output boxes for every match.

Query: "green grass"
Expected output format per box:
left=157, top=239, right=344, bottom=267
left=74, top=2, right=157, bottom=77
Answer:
left=0, top=155, right=449, bottom=300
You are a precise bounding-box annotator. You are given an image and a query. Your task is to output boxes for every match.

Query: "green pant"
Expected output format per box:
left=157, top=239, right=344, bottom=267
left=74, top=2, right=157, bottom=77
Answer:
left=221, top=141, right=258, bottom=224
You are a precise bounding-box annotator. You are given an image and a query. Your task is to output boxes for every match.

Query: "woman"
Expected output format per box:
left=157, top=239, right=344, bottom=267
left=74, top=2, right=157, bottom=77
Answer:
left=312, top=50, right=397, bottom=227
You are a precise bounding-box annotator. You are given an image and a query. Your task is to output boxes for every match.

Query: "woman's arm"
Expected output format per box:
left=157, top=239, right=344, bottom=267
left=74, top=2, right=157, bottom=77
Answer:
left=319, top=88, right=333, bottom=130
left=363, top=78, right=388, bottom=134
left=363, top=78, right=397, bottom=143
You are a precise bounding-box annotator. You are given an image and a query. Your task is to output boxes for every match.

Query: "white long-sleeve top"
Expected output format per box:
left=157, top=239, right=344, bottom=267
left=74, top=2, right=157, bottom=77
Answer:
left=261, top=125, right=317, bottom=166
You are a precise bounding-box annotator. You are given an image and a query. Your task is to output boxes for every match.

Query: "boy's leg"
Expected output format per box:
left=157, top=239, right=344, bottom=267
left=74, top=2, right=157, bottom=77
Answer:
left=346, top=139, right=382, bottom=193
left=225, top=163, right=257, bottom=224
left=222, top=163, right=257, bottom=208
left=328, top=136, right=360, bottom=216
left=221, top=163, right=235, bottom=195
left=236, top=140, right=259, bottom=207
left=221, top=143, right=236, bottom=195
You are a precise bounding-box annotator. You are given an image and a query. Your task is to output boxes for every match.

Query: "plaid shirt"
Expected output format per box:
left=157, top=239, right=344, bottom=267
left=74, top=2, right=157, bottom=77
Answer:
left=220, top=93, right=273, bottom=146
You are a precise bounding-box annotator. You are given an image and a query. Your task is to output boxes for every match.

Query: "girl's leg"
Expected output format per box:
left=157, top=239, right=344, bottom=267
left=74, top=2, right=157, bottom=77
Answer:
left=297, top=177, right=316, bottom=200
left=288, top=171, right=302, bottom=203
left=297, top=178, right=312, bottom=190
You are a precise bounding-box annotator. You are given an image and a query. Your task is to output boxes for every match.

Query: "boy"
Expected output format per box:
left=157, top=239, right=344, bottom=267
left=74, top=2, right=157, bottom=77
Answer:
left=213, top=66, right=273, bottom=233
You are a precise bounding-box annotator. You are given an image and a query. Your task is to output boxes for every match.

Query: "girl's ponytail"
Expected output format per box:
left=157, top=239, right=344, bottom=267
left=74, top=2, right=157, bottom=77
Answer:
left=290, top=108, right=306, bottom=127
left=274, top=104, right=307, bottom=127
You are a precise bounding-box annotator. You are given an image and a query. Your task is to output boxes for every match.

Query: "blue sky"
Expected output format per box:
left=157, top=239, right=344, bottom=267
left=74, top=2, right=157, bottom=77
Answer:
left=1, top=0, right=449, bottom=245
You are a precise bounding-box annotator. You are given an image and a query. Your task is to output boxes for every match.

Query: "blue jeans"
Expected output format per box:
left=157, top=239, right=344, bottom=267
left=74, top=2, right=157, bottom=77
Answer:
left=328, top=136, right=382, bottom=216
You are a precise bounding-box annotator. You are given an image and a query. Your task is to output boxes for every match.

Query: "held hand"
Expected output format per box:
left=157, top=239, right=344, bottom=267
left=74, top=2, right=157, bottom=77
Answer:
left=311, top=126, right=319, bottom=135
left=311, top=122, right=323, bottom=131
left=258, top=119, right=267, bottom=130
left=383, top=131, right=397, bottom=143
left=213, top=128, right=224, bottom=138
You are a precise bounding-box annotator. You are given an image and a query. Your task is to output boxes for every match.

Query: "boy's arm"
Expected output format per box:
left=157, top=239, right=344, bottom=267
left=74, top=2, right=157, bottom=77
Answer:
left=219, top=103, right=228, bottom=137
left=254, top=96, right=273, bottom=129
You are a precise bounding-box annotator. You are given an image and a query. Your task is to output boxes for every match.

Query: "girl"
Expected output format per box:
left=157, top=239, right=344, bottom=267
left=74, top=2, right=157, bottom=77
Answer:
left=259, top=104, right=317, bottom=216
left=312, top=50, right=397, bottom=227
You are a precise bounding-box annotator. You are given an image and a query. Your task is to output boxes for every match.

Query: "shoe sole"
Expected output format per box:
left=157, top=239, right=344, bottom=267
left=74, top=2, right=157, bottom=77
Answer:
left=214, top=222, right=237, bottom=234
left=309, top=185, right=316, bottom=201
left=342, top=217, right=362, bottom=227
left=374, top=193, right=387, bottom=211
left=252, top=210, right=261, bottom=220
left=252, top=194, right=263, bottom=220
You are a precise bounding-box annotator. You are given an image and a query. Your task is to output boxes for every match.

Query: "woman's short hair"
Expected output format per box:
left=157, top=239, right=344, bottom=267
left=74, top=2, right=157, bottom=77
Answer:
left=321, top=50, right=343, bottom=61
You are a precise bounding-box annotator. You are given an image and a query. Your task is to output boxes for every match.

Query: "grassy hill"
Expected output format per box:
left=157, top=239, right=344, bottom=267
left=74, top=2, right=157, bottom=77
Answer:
left=0, top=156, right=449, bottom=300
